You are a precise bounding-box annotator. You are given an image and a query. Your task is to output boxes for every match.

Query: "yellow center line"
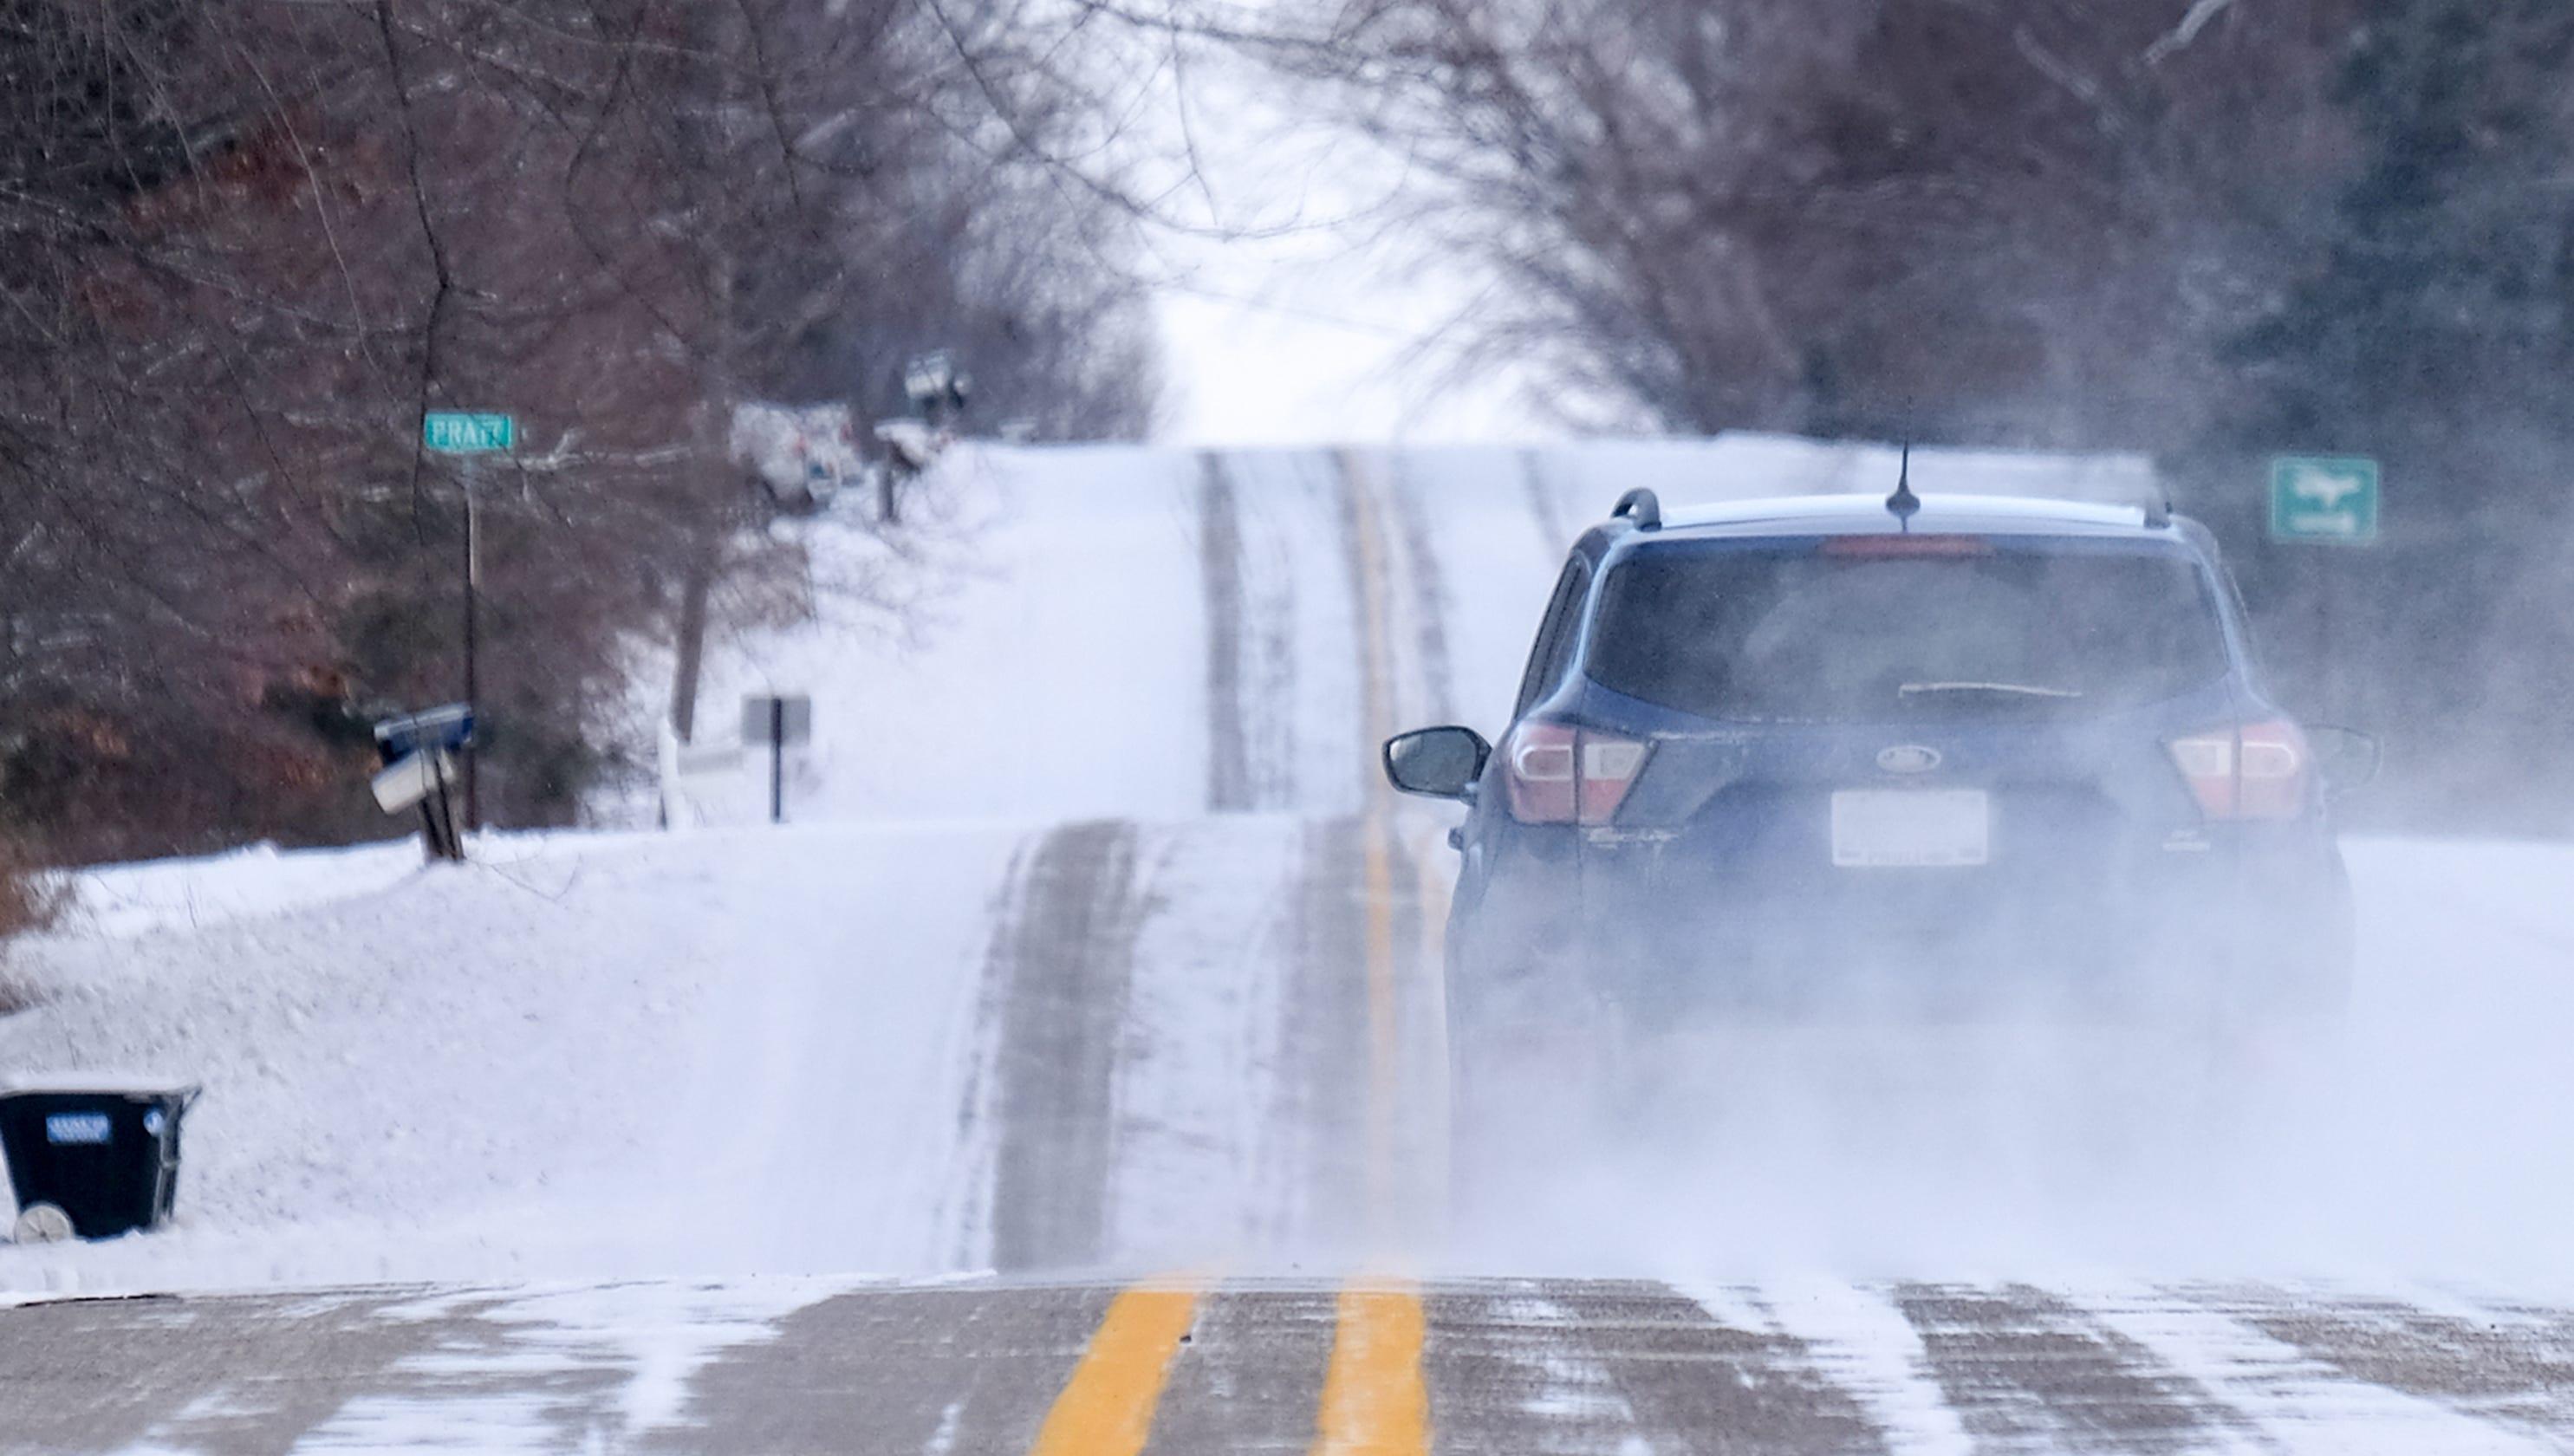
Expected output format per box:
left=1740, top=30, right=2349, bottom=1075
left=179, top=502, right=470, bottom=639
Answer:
left=1320, top=450, right=1433, bottom=1456
left=1310, top=1281, right=1433, bottom=1456
left=1341, top=449, right=1407, bottom=1232
left=1026, top=1280, right=1203, bottom=1456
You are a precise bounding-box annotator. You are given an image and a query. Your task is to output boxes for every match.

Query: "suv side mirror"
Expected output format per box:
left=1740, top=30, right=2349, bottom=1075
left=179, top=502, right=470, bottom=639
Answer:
left=2308, top=725, right=2381, bottom=791
left=1383, top=726, right=1490, bottom=801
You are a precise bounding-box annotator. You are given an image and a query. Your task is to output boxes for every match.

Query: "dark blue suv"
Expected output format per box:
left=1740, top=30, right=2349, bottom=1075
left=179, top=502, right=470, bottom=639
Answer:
left=1384, top=485, right=2369, bottom=1050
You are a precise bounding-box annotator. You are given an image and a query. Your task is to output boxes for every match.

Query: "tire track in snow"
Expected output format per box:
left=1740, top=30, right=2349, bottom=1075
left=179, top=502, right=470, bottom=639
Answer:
left=936, top=837, right=1031, bottom=1269
left=1199, top=453, right=1252, bottom=813
left=1100, top=818, right=1310, bottom=1264
left=1385, top=454, right=1456, bottom=726
left=1244, top=459, right=1323, bottom=810
left=1207, top=450, right=1344, bottom=812
left=1232, top=451, right=1385, bottom=1264
left=985, top=819, right=1147, bottom=1271
left=1335, top=451, right=1392, bottom=774
left=1280, top=815, right=1375, bottom=1253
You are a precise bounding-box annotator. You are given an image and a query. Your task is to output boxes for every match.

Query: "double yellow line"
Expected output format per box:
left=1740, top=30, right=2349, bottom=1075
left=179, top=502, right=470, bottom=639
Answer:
left=1025, top=453, right=1432, bottom=1455
left=1333, top=451, right=1431, bottom=1456
left=1026, top=1275, right=1428, bottom=1456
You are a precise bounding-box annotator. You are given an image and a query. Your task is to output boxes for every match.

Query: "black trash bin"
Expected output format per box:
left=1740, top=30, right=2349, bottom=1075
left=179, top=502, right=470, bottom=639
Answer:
left=0, top=1081, right=199, bottom=1242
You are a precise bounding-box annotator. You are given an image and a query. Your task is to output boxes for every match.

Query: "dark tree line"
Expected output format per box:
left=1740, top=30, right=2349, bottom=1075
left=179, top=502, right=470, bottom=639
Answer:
left=0, top=0, right=1161, bottom=862
left=1280, top=0, right=2574, bottom=829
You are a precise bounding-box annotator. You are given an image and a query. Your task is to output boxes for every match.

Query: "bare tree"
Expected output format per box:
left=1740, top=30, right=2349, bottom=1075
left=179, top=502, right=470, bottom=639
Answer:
left=0, top=0, right=1164, bottom=860
left=1271, top=0, right=2356, bottom=445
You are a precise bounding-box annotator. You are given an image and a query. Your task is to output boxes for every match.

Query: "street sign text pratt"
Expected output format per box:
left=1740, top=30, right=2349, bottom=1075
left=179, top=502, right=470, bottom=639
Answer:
left=423, top=412, right=514, bottom=454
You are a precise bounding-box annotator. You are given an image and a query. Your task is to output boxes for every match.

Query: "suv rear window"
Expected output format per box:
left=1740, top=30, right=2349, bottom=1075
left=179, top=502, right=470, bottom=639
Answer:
left=1586, top=536, right=2232, bottom=721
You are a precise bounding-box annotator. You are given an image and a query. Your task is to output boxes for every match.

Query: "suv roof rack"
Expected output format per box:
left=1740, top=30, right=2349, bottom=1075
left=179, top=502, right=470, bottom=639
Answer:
left=1604, top=481, right=2169, bottom=533
left=1609, top=487, right=1661, bottom=530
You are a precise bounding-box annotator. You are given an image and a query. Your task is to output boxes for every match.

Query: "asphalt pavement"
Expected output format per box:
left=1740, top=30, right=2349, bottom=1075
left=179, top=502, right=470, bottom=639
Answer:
left=7, top=1276, right=2573, bottom=1452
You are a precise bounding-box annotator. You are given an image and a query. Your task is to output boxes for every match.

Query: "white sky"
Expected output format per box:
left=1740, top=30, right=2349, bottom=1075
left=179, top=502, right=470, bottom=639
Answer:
left=1154, top=256, right=1548, bottom=445
left=1131, top=38, right=1560, bottom=447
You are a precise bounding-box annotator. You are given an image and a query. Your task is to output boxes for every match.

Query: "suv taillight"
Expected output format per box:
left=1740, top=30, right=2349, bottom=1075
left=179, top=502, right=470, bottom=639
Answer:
left=2167, top=718, right=2309, bottom=820
left=1504, top=721, right=1649, bottom=824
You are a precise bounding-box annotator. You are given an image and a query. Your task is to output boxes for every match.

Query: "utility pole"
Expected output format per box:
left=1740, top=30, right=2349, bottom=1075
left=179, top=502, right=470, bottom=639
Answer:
left=460, top=455, right=480, bottom=833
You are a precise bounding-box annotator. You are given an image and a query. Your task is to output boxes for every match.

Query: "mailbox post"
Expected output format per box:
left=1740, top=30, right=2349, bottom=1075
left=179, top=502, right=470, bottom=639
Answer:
left=374, top=703, right=478, bottom=861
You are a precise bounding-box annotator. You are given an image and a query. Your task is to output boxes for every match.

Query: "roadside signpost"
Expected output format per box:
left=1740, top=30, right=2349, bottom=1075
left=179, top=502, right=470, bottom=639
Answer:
left=422, top=411, right=515, bottom=834
left=742, top=694, right=812, bottom=824
left=2268, top=455, right=2379, bottom=720
left=2269, top=455, right=2379, bottom=544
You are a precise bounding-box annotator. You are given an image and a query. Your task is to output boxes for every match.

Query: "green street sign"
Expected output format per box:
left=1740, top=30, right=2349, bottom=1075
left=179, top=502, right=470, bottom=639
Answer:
left=2269, top=455, right=2379, bottom=544
left=423, top=411, right=514, bottom=453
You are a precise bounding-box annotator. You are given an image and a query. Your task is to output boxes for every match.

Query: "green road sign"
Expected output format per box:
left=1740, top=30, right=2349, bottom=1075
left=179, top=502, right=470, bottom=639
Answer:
left=423, top=411, right=514, bottom=453
left=2270, top=455, right=2379, bottom=544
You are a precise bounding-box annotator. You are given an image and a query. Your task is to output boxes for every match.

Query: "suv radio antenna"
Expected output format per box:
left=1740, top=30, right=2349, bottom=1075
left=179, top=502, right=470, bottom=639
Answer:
left=1886, top=439, right=1921, bottom=531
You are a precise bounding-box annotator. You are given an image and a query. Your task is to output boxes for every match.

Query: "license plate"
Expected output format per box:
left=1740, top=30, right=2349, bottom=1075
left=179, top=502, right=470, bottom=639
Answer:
left=1830, top=790, right=1989, bottom=868
left=44, top=1112, right=112, bottom=1146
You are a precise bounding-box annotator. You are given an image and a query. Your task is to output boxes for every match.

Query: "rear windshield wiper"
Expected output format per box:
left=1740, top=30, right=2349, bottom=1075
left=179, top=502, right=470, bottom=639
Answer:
left=1897, top=681, right=2083, bottom=700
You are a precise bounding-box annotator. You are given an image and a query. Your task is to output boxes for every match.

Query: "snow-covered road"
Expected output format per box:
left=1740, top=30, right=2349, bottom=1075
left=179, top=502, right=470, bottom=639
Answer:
left=4, top=438, right=2574, bottom=1451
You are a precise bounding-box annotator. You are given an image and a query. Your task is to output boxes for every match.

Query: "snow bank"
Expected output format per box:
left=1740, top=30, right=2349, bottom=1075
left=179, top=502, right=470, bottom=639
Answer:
left=0, top=822, right=1020, bottom=1294
left=56, top=839, right=426, bottom=940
